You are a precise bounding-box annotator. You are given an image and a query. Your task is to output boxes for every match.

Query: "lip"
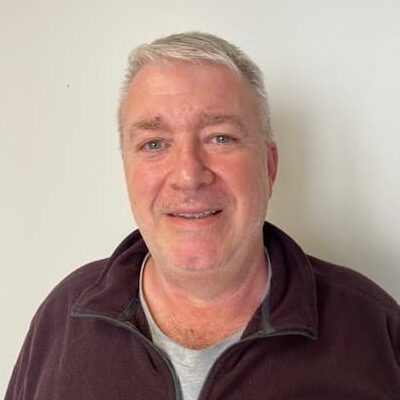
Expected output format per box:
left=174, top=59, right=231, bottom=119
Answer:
left=168, top=209, right=222, bottom=219
left=164, top=208, right=223, bottom=225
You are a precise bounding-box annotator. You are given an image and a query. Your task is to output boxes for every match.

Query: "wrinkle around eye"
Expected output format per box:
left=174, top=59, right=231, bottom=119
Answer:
left=210, top=134, right=239, bottom=145
left=139, top=138, right=169, bottom=152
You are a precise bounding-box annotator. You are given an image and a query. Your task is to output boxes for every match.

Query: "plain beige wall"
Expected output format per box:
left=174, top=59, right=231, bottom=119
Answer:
left=1, top=0, right=399, bottom=395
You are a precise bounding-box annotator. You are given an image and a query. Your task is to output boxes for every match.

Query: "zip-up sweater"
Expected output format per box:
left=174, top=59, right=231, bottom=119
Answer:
left=6, top=223, right=400, bottom=399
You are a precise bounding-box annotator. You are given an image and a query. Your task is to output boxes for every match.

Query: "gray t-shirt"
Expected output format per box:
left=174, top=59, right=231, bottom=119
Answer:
left=139, top=252, right=271, bottom=400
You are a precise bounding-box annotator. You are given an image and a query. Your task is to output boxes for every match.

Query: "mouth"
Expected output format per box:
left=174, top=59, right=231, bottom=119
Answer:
left=168, top=209, right=222, bottom=220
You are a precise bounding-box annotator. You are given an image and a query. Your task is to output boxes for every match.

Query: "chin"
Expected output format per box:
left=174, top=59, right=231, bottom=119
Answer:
left=169, top=245, right=223, bottom=273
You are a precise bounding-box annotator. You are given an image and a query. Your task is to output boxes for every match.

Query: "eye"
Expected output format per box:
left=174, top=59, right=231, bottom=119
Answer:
left=140, top=139, right=166, bottom=152
left=211, top=134, right=237, bottom=144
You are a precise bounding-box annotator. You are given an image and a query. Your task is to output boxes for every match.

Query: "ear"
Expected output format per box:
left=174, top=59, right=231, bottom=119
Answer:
left=266, top=141, right=278, bottom=188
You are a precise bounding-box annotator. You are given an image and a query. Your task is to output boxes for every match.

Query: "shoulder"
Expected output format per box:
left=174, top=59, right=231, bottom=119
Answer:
left=32, top=259, right=108, bottom=324
left=50, top=259, right=107, bottom=295
left=308, top=256, right=400, bottom=365
left=309, top=255, right=400, bottom=315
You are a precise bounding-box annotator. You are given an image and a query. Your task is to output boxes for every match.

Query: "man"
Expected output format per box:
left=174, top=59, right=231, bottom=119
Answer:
left=6, top=32, right=400, bottom=399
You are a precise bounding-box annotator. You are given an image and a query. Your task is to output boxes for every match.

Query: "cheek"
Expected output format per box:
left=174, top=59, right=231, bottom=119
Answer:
left=124, top=160, right=168, bottom=217
left=125, top=164, right=150, bottom=207
left=224, top=156, right=268, bottom=198
left=224, top=156, right=270, bottom=225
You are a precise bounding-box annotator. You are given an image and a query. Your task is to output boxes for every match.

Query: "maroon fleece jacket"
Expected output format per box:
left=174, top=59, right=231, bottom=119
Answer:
left=6, top=223, right=400, bottom=399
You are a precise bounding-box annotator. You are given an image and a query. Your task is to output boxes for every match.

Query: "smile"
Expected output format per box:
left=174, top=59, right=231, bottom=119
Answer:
left=168, top=210, right=222, bottom=219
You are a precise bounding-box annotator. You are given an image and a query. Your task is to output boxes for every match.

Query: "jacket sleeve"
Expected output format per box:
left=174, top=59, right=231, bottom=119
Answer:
left=5, top=322, right=36, bottom=400
left=387, top=308, right=400, bottom=370
left=5, top=261, right=103, bottom=399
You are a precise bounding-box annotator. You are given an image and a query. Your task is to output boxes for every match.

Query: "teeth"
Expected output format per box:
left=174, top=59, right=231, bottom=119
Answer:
left=173, top=210, right=219, bottom=219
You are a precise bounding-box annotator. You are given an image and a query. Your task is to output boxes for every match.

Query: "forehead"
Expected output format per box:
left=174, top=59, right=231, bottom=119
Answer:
left=131, top=60, right=241, bottom=90
left=121, top=61, right=262, bottom=134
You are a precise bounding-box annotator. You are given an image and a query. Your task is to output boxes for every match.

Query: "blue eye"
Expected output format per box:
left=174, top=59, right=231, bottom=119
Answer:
left=212, top=134, right=236, bottom=144
left=142, top=139, right=165, bottom=151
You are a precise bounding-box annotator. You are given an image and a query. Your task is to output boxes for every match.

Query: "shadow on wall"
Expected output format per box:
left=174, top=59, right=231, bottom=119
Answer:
left=268, top=104, right=400, bottom=301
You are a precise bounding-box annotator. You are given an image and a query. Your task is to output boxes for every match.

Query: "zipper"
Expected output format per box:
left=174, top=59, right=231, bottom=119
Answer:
left=71, top=310, right=183, bottom=400
left=196, top=328, right=316, bottom=399
left=72, top=310, right=315, bottom=400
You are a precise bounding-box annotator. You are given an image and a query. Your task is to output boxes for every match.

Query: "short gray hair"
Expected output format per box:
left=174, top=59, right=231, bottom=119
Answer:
left=118, top=32, right=272, bottom=142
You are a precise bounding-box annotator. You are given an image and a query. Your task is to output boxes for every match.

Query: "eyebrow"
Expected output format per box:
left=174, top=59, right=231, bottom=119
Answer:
left=128, top=117, right=168, bottom=140
left=127, top=113, right=247, bottom=141
left=199, top=113, right=248, bottom=134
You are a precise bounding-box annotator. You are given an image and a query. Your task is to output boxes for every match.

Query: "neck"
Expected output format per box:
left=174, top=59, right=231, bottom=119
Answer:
left=142, top=248, right=268, bottom=349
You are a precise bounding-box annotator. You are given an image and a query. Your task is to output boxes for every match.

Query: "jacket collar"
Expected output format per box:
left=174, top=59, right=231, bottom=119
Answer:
left=72, top=223, right=318, bottom=340
left=242, top=224, right=318, bottom=339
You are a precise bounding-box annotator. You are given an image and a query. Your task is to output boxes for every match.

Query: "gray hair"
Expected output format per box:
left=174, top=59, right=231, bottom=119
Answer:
left=118, top=31, right=272, bottom=142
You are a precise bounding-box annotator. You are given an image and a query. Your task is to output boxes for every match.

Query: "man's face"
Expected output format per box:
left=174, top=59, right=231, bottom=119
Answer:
left=121, top=61, right=277, bottom=276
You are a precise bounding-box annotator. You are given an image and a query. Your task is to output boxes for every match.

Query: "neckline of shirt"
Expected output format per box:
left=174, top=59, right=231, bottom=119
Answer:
left=138, top=246, right=272, bottom=353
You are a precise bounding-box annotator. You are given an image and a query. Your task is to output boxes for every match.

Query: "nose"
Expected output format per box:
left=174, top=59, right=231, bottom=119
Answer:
left=168, top=142, right=214, bottom=191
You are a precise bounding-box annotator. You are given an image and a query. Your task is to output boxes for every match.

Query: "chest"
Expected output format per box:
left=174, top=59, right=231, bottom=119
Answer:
left=28, top=318, right=400, bottom=400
